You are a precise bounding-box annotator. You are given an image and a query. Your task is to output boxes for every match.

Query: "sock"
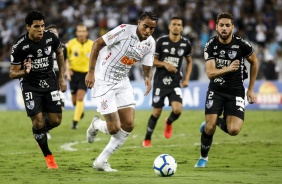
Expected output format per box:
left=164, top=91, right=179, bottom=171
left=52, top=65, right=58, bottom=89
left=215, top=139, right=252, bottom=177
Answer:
left=32, top=127, right=52, bottom=156
left=200, top=130, right=213, bottom=158
left=217, top=118, right=228, bottom=133
left=167, top=112, right=180, bottom=125
left=73, top=100, right=84, bottom=122
left=144, top=115, right=159, bottom=140
left=96, top=128, right=130, bottom=163
left=94, top=118, right=109, bottom=134
left=72, top=120, right=78, bottom=129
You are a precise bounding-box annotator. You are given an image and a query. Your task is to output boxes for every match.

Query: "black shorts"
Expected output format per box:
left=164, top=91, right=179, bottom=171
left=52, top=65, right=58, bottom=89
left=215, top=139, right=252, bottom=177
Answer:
left=205, top=88, right=245, bottom=120
left=70, top=71, right=87, bottom=94
left=22, top=90, right=62, bottom=117
left=151, top=86, right=182, bottom=108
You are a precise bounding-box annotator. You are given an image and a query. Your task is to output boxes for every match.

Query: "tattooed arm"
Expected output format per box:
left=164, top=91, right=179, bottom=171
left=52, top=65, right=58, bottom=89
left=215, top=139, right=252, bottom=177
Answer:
left=142, top=65, right=152, bottom=96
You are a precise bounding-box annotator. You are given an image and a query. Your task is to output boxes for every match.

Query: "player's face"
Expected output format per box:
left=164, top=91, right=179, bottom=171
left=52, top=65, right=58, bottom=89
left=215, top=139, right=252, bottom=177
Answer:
left=216, top=18, right=234, bottom=40
left=48, top=28, right=59, bottom=37
left=137, top=17, right=157, bottom=41
left=76, top=25, right=88, bottom=42
left=169, top=19, right=183, bottom=36
left=27, top=20, right=45, bottom=42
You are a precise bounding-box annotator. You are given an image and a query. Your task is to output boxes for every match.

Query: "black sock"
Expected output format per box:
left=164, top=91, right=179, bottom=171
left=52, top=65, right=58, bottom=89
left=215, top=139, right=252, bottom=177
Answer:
left=167, top=112, right=180, bottom=125
left=217, top=118, right=228, bottom=133
left=32, top=127, right=52, bottom=157
left=72, top=121, right=78, bottom=129
left=144, top=115, right=159, bottom=140
left=200, top=130, right=213, bottom=158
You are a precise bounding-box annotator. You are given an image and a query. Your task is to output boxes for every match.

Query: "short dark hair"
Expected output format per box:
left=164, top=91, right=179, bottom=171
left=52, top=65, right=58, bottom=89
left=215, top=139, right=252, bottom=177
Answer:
left=216, top=12, right=234, bottom=24
left=171, top=16, right=182, bottom=21
left=46, top=24, right=57, bottom=30
left=25, top=10, right=45, bottom=26
left=139, top=12, right=158, bottom=23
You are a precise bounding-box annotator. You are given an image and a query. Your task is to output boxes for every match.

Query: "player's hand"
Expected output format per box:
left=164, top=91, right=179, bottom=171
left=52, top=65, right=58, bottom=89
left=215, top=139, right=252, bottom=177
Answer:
left=59, top=78, right=67, bottom=93
left=144, top=77, right=152, bottom=96
left=24, top=58, right=32, bottom=74
left=181, top=80, right=189, bottom=88
left=229, top=60, right=240, bottom=72
left=246, top=89, right=255, bottom=104
left=85, top=72, right=95, bottom=88
left=164, top=63, right=177, bottom=73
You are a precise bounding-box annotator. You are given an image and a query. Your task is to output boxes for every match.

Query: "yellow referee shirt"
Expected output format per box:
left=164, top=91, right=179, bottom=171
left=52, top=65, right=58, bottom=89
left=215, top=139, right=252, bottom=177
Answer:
left=67, top=38, right=93, bottom=72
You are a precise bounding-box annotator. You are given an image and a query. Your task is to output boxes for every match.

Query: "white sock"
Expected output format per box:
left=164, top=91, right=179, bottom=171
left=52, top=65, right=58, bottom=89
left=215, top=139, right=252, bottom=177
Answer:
left=96, top=128, right=130, bottom=163
left=94, top=119, right=109, bottom=134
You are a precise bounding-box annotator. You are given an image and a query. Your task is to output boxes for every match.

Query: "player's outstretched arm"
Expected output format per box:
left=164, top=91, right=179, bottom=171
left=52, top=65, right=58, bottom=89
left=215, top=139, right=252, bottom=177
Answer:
left=9, top=58, right=31, bottom=79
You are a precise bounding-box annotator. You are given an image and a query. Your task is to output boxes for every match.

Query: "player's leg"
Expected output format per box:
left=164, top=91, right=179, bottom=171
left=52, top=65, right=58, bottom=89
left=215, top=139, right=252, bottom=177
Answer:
left=72, top=72, right=87, bottom=129
left=143, top=107, right=162, bottom=147
left=164, top=87, right=183, bottom=139
left=195, top=90, right=222, bottom=168
left=143, top=87, right=165, bottom=146
left=224, top=95, right=245, bottom=135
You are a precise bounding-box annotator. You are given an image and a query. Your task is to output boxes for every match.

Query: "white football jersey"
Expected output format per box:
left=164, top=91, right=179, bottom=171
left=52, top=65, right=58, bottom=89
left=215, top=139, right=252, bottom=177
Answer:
left=95, top=24, right=155, bottom=83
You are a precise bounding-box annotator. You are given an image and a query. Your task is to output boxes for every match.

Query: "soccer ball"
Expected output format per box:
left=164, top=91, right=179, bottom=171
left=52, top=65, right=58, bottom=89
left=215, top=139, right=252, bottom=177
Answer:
left=153, top=154, right=177, bottom=177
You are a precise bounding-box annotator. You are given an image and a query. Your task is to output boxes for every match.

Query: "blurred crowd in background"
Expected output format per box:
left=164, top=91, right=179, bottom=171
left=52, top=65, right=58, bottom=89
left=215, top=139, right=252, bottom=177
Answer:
left=0, top=0, right=282, bottom=81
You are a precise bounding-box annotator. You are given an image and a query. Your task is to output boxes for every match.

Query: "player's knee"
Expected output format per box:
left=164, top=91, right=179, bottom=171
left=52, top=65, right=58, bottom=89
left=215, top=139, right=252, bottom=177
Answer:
left=108, top=127, right=120, bottom=135
left=228, top=128, right=240, bottom=136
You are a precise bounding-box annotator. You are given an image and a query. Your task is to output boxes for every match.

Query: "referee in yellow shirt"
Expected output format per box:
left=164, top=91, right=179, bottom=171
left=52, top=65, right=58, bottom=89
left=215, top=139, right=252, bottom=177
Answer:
left=66, top=24, right=94, bottom=129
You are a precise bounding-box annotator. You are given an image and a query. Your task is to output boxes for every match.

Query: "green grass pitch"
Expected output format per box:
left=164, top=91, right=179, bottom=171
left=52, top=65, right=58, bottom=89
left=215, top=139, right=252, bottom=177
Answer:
left=0, top=110, right=281, bottom=184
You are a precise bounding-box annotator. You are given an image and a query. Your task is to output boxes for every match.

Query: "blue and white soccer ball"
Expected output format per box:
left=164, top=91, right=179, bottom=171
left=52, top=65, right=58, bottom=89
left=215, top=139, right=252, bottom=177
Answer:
left=153, top=154, right=177, bottom=177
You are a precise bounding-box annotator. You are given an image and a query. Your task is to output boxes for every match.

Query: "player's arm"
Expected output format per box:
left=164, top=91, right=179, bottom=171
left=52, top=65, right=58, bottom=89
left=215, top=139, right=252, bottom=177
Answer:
left=56, top=47, right=67, bottom=92
left=245, top=52, right=258, bottom=104
left=153, top=55, right=177, bottom=73
left=182, top=55, right=193, bottom=87
left=9, top=58, right=31, bottom=79
left=142, top=65, right=152, bottom=96
left=85, top=37, right=106, bottom=88
left=205, top=59, right=240, bottom=79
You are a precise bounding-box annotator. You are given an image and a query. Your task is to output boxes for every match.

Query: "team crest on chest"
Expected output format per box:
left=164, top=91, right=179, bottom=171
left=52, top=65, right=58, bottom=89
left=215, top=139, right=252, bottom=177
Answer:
left=44, top=46, right=51, bottom=55
left=228, top=50, right=237, bottom=59
left=177, top=48, right=184, bottom=56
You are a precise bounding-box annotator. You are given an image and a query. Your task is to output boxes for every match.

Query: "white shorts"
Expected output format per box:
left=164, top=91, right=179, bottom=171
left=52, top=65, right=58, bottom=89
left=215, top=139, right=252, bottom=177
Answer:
left=92, top=78, right=135, bottom=114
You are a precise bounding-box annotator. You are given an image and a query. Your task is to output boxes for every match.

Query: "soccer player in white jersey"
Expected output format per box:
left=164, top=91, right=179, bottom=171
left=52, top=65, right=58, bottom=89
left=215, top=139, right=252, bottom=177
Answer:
left=85, top=12, right=158, bottom=172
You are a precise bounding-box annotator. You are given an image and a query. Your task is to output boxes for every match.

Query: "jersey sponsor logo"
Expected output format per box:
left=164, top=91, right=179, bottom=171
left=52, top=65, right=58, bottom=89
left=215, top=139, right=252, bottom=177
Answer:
left=106, top=29, right=125, bottom=41
left=241, top=38, right=252, bottom=47
left=180, top=43, right=187, bottom=47
left=37, top=49, right=43, bottom=57
left=46, top=38, right=52, bottom=44
left=22, top=45, right=29, bottom=50
left=162, top=42, right=169, bottom=45
left=206, top=100, right=213, bottom=108
left=228, top=50, right=237, bottom=59
left=26, top=100, right=35, bottom=110
left=162, top=76, right=172, bottom=85
left=164, top=56, right=179, bottom=67
left=44, top=46, right=52, bottom=55
left=177, top=48, right=184, bottom=56
left=120, top=55, right=136, bottom=65
left=214, top=77, right=225, bottom=85
left=231, top=45, right=239, bottom=48
left=32, top=57, right=50, bottom=70
left=215, top=58, right=231, bottom=68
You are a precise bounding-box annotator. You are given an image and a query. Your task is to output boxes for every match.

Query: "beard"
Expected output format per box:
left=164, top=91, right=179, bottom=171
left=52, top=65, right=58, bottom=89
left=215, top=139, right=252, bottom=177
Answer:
left=218, top=31, right=231, bottom=40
